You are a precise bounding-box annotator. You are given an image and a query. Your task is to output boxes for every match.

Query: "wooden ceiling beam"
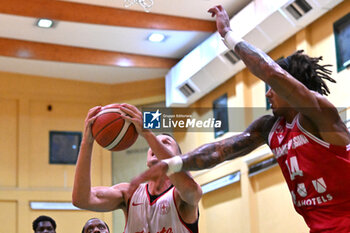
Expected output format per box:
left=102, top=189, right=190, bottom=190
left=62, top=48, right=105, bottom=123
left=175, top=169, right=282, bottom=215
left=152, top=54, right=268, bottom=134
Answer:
left=0, top=0, right=216, bottom=32
left=0, top=37, right=179, bottom=68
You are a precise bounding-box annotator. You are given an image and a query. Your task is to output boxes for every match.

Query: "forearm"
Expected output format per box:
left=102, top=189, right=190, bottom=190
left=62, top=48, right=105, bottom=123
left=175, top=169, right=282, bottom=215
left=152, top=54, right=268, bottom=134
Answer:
left=181, top=133, right=255, bottom=171
left=162, top=141, right=232, bottom=204
left=181, top=143, right=223, bottom=171
left=143, top=132, right=173, bottom=159
left=170, top=173, right=202, bottom=205
left=143, top=133, right=202, bottom=204
left=235, top=41, right=318, bottom=109
left=223, top=29, right=282, bottom=85
left=234, top=42, right=293, bottom=95
left=74, top=142, right=127, bottom=211
left=234, top=42, right=277, bottom=82
left=223, top=30, right=296, bottom=101
left=72, top=140, right=94, bottom=206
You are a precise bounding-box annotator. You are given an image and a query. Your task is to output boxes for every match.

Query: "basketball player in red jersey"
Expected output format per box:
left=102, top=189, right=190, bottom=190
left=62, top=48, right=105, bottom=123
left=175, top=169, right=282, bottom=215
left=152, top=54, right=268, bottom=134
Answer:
left=129, top=5, right=350, bottom=232
left=72, top=104, right=202, bottom=233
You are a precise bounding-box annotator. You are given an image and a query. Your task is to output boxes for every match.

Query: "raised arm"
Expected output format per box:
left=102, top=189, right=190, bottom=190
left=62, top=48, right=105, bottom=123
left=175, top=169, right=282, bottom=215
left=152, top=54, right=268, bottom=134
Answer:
left=120, top=104, right=202, bottom=207
left=208, top=5, right=326, bottom=120
left=209, top=5, right=350, bottom=145
left=72, top=106, right=128, bottom=212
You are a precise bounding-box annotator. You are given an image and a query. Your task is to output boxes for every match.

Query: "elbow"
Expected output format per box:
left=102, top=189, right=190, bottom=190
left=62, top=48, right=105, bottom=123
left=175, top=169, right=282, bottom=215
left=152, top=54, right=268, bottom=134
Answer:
left=72, top=194, right=81, bottom=208
left=194, top=185, right=203, bottom=204
left=72, top=193, right=87, bottom=209
left=186, top=183, right=203, bottom=205
left=264, top=64, right=286, bottom=85
left=72, top=199, right=89, bottom=210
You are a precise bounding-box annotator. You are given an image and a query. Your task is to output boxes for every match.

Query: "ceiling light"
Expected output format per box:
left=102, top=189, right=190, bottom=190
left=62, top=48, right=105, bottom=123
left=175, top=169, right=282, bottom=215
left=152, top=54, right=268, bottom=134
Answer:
left=36, top=18, right=54, bottom=28
left=147, top=33, right=166, bottom=43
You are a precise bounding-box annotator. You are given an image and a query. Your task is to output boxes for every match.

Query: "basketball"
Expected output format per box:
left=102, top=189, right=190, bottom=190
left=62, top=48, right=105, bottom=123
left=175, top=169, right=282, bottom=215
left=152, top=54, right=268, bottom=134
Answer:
left=92, top=103, right=138, bottom=151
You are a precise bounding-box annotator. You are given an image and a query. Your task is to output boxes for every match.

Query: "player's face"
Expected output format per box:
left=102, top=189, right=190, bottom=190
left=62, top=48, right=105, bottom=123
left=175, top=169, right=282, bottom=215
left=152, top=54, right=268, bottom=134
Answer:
left=83, top=219, right=109, bottom=233
left=147, top=135, right=179, bottom=168
left=266, top=88, right=291, bottom=116
left=35, top=221, right=55, bottom=233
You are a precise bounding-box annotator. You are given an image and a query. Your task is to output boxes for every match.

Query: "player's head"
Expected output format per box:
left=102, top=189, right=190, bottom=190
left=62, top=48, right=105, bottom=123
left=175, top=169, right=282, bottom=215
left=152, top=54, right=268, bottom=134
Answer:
left=147, top=133, right=182, bottom=168
left=276, top=50, right=335, bottom=96
left=32, top=215, right=56, bottom=233
left=267, top=50, right=336, bottom=116
left=81, top=218, right=110, bottom=233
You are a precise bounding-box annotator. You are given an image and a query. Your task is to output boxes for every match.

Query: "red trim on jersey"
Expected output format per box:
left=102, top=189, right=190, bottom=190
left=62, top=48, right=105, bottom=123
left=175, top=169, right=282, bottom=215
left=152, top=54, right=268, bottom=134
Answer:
left=296, top=116, right=350, bottom=157
left=146, top=183, right=174, bottom=206
left=268, top=117, right=281, bottom=146
left=286, top=115, right=297, bottom=129
left=172, top=188, right=196, bottom=233
left=296, top=117, right=330, bottom=148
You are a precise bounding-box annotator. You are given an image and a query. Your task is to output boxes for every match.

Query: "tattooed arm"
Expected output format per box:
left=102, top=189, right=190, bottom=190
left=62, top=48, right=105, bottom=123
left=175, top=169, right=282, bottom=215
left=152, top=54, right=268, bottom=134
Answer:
left=128, top=115, right=276, bottom=192
left=181, top=115, right=275, bottom=171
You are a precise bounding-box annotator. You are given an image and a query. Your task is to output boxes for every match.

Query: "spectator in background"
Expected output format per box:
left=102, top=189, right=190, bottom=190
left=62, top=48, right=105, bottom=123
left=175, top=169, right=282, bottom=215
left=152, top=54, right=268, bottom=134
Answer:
left=82, top=218, right=110, bottom=233
left=32, top=215, right=56, bottom=233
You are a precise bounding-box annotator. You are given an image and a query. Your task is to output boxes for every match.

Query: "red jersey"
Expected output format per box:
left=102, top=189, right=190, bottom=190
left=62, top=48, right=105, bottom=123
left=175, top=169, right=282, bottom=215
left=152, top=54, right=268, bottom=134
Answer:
left=268, top=114, right=350, bottom=232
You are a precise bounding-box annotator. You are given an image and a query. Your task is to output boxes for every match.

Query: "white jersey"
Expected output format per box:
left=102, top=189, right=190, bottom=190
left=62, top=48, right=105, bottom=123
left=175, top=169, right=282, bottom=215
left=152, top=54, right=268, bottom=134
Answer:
left=124, top=183, right=195, bottom=233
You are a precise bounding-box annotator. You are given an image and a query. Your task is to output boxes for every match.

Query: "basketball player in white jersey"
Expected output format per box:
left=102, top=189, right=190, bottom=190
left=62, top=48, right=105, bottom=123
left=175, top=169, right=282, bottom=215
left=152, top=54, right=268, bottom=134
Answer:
left=128, top=5, right=350, bottom=233
left=73, top=104, right=202, bottom=233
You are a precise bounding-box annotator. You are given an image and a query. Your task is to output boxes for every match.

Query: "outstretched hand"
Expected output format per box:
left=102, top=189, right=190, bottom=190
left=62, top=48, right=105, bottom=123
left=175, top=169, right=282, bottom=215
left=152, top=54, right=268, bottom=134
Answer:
left=208, top=5, right=231, bottom=38
left=128, top=161, right=169, bottom=196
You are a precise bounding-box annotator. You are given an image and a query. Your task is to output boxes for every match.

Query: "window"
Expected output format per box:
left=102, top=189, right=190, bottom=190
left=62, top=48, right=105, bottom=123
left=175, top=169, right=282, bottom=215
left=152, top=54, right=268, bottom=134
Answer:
left=213, top=94, right=229, bottom=138
left=334, top=12, right=350, bottom=72
left=49, top=131, right=82, bottom=164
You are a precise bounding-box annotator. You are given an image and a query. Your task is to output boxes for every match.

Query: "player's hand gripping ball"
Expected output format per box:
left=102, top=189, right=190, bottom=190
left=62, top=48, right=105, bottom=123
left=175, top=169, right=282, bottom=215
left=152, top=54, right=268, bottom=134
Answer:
left=92, top=104, right=138, bottom=151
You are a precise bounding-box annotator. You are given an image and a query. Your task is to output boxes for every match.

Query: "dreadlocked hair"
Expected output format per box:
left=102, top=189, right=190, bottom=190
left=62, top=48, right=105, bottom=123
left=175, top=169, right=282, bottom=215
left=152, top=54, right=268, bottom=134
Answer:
left=277, top=50, right=335, bottom=95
